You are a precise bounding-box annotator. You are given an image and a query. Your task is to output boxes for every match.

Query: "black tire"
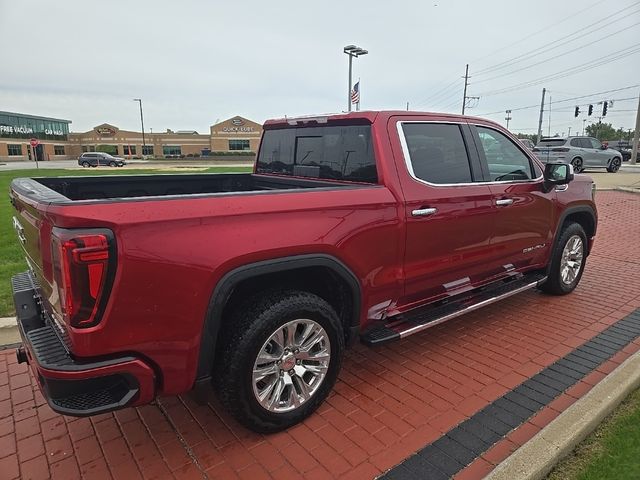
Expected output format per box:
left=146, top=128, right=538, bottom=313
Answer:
left=109, top=161, right=117, bottom=167
left=539, top=222, right=587, bottom=295
left=81, top=161, right=91, bottom=168
left=214, top=290, right=344, bottom=433
left=607, top=157, right=621, bottom=173
left=571, top=157, right=583, bottom=173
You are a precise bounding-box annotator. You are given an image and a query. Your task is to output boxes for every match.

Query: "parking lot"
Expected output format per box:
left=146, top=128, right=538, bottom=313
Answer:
left=0, top=189, right=638, bottom=479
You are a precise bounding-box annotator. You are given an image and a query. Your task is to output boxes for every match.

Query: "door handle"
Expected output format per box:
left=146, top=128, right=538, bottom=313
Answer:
left=496, top=198, right=514, bottom=206
left=412, top=207, right=437, bottom=217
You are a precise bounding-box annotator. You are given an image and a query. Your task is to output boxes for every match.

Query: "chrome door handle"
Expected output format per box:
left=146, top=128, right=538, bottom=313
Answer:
left=412, top=207, right=437, bottom=217
left=496, top=199, right=514, bottom=206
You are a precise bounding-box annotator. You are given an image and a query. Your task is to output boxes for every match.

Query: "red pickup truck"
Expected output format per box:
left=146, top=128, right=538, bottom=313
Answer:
left=11, top=111, right=597, bottom=432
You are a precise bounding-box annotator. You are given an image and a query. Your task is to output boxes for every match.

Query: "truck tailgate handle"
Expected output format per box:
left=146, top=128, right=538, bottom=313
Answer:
left=496, top=198, right=514, bottom=206
left=412, top=207, right=437, bottom=217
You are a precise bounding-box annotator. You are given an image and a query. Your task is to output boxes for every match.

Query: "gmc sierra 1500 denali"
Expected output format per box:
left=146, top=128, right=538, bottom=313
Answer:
left=10, top=111, right=597, bottom=432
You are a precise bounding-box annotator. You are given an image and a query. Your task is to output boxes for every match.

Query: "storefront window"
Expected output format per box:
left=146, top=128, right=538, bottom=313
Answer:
left=7, top=144, right=22, bottom=156
left=163, top=145, right=181, bottom=156
left=54, top=145, right=65, bottom=155
left=142, top=145, right=154, bottom=155
left=123, top=145, right=137, bottom=155
left=229, top=139, right=250, bottom=151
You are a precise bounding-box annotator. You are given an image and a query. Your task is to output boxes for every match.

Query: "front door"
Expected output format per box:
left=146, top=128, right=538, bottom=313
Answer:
left=474, top=125, right=554, bottom=270
left=394, top=120, right=500, bottom=310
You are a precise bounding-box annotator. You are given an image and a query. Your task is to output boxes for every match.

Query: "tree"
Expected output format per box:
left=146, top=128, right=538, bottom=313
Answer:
left=585, top=122, right=617, bottom=141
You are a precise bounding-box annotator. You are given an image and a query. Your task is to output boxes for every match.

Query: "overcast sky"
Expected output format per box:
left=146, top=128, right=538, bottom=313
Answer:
left=1, top=0, right=638, bottom=136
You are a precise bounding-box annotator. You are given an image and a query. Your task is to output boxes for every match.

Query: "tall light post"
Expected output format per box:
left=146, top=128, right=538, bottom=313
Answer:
left=344, top=45, right=368, bottom=112
left=133, top=98, right=146, bottom=155
left=505, top=110, right=512, bottom=130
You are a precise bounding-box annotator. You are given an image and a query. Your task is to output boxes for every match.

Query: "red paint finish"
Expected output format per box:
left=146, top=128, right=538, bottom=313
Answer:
left=10, top=111, right=597, bottom=406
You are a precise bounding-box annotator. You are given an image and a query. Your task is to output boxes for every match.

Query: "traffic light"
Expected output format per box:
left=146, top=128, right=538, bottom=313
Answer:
left=574, top=106, right=580, bottom=117
left=588, top=104, right=593, bottom=116
left=602, top=101, right=608, bottom=117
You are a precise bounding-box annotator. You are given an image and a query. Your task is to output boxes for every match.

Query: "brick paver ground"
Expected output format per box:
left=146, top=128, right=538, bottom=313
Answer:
left=1, top=190, right=639, bottom=480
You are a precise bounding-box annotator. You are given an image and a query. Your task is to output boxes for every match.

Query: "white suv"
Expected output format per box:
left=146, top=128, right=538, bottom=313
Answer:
left=533, top=136, right=622, bottom=173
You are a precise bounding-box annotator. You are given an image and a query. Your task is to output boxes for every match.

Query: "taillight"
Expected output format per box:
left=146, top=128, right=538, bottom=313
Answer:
left=551, top=147, right=570, bottom=152
left=51, top=228, right=115, bottom=328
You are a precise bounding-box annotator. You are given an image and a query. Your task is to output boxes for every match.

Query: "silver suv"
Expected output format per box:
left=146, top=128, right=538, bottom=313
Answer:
left=533, top=136, right=622, bottom=173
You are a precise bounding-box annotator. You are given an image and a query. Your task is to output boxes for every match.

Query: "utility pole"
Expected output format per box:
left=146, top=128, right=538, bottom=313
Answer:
left=536, top=88, right=546, bottom=143
left=631, top=92, right=640, bottom=165
left=406, top=102, right=409, bottom=111
left=548, top=94, right=552, bottom=137
left=582, top=118, right=587, bottom=136
left=568, top=126, right=571, bottom=137
left=462, top=64, right=469, bottom=115
left=505, top=110, right=512, bottom=129
left=133, top=98, right=146, bottom=154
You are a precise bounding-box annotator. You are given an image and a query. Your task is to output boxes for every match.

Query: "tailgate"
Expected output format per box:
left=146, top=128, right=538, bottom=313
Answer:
left=10, top=178, right=65, bottom=317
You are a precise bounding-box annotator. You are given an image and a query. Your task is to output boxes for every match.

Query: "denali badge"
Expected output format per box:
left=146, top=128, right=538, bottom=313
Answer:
left=523, top=243, right=546, bottom=254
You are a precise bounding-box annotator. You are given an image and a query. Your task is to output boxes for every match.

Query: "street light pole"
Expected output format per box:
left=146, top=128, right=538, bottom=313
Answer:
left=344, top=45, right=368, bottom=112
left=133, top=98, right=146, bottom=155
left=505, top=110, right=512, bottom=130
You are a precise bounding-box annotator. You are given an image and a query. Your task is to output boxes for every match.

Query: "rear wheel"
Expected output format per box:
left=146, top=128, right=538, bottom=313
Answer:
left=571, top=157, right=583, bottom=173
left=215, top=290, right=344, bottom=433
left=607, top=157, right=621, bottom=173
left=81, top=161, right=90, bottom=168
left=539, top=222, right=587, bottom=295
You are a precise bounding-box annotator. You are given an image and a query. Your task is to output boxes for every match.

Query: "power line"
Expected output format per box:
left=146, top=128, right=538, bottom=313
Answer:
left=473, top=21, right=640, bottom=85
left=412, top=78, right=460, bottom=108
left=474, top=1, right=640, bottom=75
left=476, top=45, right=640, bottom=97
left=475, top=85, right=640, bottom=116
left=469, top=0, right=608, bottom=66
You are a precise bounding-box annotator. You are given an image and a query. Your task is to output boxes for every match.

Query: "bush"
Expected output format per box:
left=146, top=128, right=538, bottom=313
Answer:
left=210, top=151, right=255, bottom=156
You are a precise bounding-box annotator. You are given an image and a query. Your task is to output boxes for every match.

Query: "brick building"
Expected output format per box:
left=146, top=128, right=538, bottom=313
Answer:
left=0, top=112, right=262, bottom=161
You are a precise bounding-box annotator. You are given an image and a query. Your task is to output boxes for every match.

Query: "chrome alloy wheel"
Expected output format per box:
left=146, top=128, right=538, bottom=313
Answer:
left=560, top=235, right=584, bottom=285
left=252, top=319, right=331, bottom=413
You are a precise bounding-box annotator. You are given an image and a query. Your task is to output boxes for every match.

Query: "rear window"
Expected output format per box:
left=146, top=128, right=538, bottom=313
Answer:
left=538, top=139, right=566, bottom=147
left=256, top=125, right=377, bottom=183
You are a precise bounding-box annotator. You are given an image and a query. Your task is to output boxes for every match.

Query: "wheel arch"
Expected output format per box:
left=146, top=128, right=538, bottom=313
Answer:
left=195, top=254, right=362, bottom=381
left=553, top=205, right=597, bottom=254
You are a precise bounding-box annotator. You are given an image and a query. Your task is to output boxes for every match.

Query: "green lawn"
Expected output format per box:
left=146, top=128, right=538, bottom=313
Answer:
left=0, top=166, right=251, bottom=317
left=547, top=387, right=640, bottom=480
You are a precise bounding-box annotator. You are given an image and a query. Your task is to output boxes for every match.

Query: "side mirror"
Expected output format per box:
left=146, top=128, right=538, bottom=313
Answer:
left=543, top=163, right=574, bottom=192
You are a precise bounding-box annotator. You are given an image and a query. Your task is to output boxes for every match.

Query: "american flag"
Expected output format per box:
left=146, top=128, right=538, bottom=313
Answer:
left=351, top=81, right=360, bottom=105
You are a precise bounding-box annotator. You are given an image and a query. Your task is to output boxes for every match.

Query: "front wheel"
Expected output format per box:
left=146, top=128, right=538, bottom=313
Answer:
left=607, top=157, right=621, bottom=173
left=81, top=161, right=90, bottom=168
left=571, top=157, right=583, bottom=173
left=109, top=161, right=117, bottom=167
left=539, top=222, right=587, bottom=295
left=215, top=290, right=344, bottom=433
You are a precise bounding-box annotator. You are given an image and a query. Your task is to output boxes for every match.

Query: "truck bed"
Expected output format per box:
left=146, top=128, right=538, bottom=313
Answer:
left=13, top=173, right=361, bottom=204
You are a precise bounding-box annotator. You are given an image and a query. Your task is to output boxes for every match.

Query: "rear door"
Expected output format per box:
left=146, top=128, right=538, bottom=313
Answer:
left=473, top=125, right=554, bottom=271
left=584, top=137, right=603, bottom=166
left=393, top=120, right=501, bottom=308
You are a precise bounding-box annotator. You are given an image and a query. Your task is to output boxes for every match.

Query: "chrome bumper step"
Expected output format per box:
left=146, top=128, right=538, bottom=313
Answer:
left=361, top=272, right=547, bottom=346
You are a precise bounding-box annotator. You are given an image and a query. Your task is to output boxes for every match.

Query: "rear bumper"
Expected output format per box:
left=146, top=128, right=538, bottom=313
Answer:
left=12, top=271, right=156, bottom=416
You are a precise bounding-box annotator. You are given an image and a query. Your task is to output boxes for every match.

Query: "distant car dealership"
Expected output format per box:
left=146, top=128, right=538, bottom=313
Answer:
left=0, top=111, right=262, bottom=161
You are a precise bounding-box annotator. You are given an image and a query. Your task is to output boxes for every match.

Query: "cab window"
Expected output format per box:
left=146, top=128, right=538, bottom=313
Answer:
left=477, top=127, right=534, bottom=181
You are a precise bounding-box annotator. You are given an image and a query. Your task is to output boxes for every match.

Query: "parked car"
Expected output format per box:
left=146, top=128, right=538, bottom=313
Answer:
left=519, top=138, right=535, bottom=150
left=533, top=136, right=622, bottom=173
left=609, top=140, right=632, bottom=162
left=78, top=152, right=126, bottom=167
left=11, top=111, right=597, bottom=432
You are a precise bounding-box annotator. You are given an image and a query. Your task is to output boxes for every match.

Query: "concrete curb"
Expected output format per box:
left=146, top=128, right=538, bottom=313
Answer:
left=0, top=317, right=19, bottom=346
left=485, top=349, right=640, bottom=480
left=615, top=186, right=640, bottom=195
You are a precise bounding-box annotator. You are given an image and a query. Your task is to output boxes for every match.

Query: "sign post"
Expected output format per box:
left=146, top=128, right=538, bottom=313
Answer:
left=30, top=138, right=39, bottom=169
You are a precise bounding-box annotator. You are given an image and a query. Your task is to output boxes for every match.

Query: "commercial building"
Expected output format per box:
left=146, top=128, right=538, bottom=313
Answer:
left=0, top=112, right=262, bottom=161
left=0, top=111, right=72, bottom=161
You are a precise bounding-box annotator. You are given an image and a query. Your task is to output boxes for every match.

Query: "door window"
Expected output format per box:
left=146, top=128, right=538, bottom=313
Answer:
left=401, top=123, right=473, bottom=184
left=570, top=138, right=582, bottom=147
left=588, top=138, right=602, bottom=149
left=477, top=127, right=534, bottom=181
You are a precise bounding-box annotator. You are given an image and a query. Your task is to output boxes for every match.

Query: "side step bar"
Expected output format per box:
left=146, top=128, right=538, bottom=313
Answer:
left=361, top=273, right=547, bottom=346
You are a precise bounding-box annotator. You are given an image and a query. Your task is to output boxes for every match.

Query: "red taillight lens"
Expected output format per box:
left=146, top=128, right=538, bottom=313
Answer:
left=551, top=147, right=570, bottom=152
left=52, top=229, right=114, bottom=328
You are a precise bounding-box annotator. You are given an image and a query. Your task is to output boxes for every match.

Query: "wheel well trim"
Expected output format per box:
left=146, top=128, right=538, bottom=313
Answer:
left=552, top=204, right=597, bottom=254
left=195, top=254, right=362, bottom=381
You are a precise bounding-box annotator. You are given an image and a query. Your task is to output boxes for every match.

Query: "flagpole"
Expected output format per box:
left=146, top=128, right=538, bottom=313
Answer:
left=357, top=78, right=360, bottom=111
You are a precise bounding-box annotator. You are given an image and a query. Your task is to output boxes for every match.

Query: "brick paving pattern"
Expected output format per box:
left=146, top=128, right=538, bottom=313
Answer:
left=1, top=190, right=639, bottom=479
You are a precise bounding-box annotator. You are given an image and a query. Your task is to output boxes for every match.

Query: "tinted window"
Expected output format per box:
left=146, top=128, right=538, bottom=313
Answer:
left=477, top=127, right=534, bottom=181
left=570, top=138, right=582, bottom=147
left=402, top=123, right=472, bottom=184
left=588, top=138, right=601, bottom=149
left=256, top=125, right=377, bottom=183
left=539, top=139, right=566, bottom=147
